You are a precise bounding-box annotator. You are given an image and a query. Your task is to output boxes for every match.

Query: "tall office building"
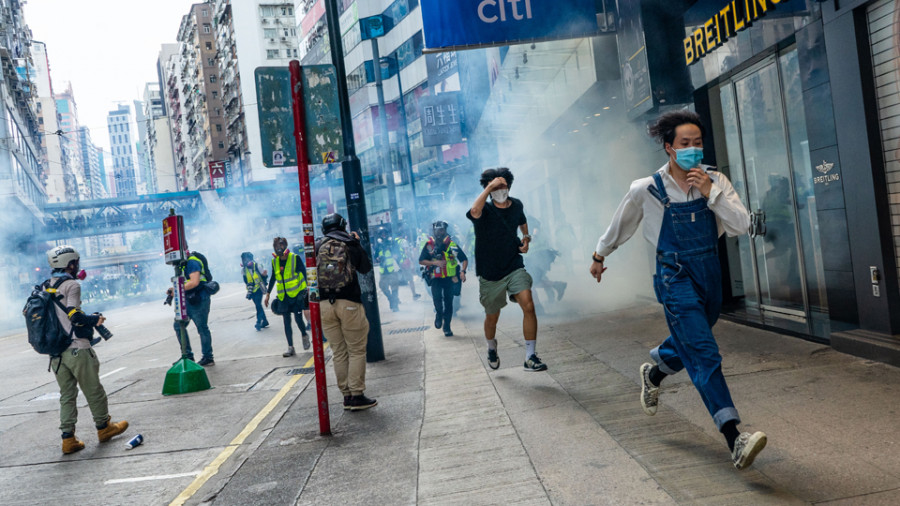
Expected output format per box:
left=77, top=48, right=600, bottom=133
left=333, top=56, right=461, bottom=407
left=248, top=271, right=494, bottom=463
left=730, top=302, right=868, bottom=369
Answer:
left=106, top=104, right=139, bottom=197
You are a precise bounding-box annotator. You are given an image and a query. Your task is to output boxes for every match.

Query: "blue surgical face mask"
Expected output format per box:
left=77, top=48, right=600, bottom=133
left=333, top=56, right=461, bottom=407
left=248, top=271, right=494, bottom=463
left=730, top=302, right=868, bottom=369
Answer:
left=673, top=146, right=703, bottom=170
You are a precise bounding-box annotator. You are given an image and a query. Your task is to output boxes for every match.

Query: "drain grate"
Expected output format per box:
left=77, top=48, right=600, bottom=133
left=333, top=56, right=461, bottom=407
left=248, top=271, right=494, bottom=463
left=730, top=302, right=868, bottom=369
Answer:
left=286, top=367, right=314, bottom=375
left=389, top=325, right=430, bottom=335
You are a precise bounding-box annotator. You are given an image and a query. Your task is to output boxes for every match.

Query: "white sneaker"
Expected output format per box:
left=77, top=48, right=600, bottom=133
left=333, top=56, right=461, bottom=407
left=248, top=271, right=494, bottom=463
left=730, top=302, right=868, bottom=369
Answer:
left=283, top=346, right=295, bottom=357
left=640, top=363, right=659, bottom=416
left=732, top=431, right=767, bottom=470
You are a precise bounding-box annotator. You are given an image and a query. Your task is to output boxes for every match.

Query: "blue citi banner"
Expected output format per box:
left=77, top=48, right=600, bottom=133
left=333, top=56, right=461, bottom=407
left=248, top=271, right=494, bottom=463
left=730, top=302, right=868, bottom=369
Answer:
left=420, top=0, right=599, bottom=51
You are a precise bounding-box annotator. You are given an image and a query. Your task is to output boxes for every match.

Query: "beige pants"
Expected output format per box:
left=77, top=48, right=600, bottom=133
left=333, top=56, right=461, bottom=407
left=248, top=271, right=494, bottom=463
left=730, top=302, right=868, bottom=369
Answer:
left=320, top=299, right=370, bottom=396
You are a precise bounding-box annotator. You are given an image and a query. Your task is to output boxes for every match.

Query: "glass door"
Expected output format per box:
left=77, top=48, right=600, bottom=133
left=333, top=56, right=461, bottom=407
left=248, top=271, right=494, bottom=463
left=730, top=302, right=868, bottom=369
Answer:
left=715, top=49, right=830, bottom=337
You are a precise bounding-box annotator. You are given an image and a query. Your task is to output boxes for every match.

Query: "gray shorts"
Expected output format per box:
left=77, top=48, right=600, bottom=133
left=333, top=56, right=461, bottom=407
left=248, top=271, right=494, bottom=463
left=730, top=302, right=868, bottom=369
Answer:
left=478, top=268, right=533, bottom=315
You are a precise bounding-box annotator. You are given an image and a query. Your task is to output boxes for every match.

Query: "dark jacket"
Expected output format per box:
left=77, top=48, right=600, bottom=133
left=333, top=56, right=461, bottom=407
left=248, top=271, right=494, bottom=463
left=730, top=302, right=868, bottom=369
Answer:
left=316, top=230, right=373, bottom=303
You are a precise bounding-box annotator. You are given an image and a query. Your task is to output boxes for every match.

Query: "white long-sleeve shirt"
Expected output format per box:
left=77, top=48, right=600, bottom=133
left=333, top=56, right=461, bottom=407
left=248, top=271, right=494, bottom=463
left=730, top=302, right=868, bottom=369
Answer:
left=595, top=163, right=751, bottom=258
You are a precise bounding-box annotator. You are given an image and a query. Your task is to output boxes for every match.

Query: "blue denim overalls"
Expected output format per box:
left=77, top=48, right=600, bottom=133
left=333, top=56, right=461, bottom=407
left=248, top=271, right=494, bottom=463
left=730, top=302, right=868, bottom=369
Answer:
left=646, top=172, right=739, bottom=430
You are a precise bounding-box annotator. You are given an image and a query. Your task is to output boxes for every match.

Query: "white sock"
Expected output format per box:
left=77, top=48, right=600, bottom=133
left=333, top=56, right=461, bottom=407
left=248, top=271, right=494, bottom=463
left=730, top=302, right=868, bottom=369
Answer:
left=525, top=340, right=536, bottom=359
left=486, top=339, right=497, bottom=351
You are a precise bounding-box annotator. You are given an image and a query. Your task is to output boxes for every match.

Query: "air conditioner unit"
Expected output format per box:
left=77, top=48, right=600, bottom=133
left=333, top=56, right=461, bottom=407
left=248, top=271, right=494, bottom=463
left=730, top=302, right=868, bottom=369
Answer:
left=280, top=37, right=287, bottom=41
left=261, top=18, right=269, bottom=24
left=269, top=38, right=275, bottom=42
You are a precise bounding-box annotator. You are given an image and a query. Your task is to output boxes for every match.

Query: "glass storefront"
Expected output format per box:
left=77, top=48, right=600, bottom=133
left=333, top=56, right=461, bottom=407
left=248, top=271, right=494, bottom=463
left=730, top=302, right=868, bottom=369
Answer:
left=711, top=47, right=830, bottom=339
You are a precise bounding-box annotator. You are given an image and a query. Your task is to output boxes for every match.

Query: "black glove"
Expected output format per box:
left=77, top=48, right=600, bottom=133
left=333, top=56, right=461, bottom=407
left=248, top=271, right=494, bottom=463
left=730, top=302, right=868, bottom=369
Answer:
left=245, top=293, right=252, bottom=300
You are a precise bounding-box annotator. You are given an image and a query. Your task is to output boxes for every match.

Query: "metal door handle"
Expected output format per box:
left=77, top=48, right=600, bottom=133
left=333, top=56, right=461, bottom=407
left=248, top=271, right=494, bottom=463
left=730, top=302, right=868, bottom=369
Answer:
left=749, top=209, right=766, bottom=238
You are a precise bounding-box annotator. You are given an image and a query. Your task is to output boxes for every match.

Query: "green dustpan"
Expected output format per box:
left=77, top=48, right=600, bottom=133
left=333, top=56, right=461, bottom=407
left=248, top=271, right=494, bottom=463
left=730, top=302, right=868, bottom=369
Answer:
left=162, top=322, right=211, bottom=395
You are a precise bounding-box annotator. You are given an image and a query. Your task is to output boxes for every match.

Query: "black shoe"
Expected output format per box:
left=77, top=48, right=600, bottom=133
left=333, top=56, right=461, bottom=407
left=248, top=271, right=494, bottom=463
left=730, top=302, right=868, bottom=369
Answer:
left=343, top=395, right=351, bottom=410
left=197, top=357, right=215, bottom=367
left=348, top=394, right=377, bottom=411
left=434, top=314, right=443, bottom=329
left=413, top=293, right=421, bottom=300
left=524, top=354, right=547, bottom=372
left=443, top=326, right=453, bottom=337
left=487, top=349, right=500, bottom=370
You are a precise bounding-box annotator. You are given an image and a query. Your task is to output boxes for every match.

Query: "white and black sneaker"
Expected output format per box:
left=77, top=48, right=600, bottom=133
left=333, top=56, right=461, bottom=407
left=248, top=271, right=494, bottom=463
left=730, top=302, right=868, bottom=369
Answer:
left=523, top=354, right=548, bottom=372
left=732, top=431, right=767, bottom=470
left=487, top=349, right=500, bottom=370
left=640, top=362, right=659, bottom=416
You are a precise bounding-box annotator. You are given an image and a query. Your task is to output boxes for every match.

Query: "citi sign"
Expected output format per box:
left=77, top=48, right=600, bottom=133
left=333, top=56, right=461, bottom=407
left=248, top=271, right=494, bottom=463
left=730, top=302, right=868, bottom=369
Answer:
left=420, top=0, right=598, bottom=51
left=477, top=0, right=533, bottom=24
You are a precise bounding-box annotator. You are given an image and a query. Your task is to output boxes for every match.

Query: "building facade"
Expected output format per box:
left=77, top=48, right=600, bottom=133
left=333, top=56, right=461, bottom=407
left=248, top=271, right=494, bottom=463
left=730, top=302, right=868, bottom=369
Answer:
left=106, top=104, right=138, bottom=197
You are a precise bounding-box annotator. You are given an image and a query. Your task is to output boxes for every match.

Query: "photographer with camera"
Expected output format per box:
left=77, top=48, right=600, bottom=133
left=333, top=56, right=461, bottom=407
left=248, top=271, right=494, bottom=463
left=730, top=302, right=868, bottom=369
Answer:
left=166, top=251, right=215, bottom=366
left=45, top=245, right=129, bottom=455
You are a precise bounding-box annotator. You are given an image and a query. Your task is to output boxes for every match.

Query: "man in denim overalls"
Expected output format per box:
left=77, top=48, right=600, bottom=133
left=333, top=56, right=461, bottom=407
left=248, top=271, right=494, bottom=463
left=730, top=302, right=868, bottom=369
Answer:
left=591, top=110, right=767, bottom=470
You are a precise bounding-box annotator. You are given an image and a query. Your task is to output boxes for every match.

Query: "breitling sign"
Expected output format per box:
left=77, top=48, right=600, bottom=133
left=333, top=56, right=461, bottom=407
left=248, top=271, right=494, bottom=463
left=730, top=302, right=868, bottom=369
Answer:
left=813, top=159, right=840, bottom=186
left=684, top=0, right=791, bottom=66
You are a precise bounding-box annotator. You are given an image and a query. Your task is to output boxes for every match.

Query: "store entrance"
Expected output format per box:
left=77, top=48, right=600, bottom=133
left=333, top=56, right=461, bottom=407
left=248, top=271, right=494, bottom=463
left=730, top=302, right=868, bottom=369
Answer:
left=712, top=48, right=830, bottom=339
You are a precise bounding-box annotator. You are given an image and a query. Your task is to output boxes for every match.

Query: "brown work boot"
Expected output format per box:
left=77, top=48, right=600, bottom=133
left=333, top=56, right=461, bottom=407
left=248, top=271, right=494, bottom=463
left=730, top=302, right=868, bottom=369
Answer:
left=97, top=416, right=129, bottom=442
left=62, top=435, right=85, bottom=454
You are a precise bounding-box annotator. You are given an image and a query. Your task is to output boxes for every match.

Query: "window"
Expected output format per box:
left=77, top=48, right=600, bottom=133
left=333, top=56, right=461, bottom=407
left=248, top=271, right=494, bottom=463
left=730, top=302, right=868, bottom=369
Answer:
left=215, top=124, right=222, bottom=132
left=260, top=5, right=276, bottom=16
left=203, top=24, right=211, bottom=34
left=215, top=107, right=221, bottom=116
left=202, top=9, right=208, bottom=17
left=293, top=48, right=298, bottom=57
left=281, top=6, right=292, bottom=16
left=212, top=91, right=218, bottom=99
left=290, top=28, right=296, bottom=36
left=210, top=74, right=217, bottom=83
left=264, top=28, right=277, bottom=38
left=208, top=57, right=215, bottom=66
left=267, top=49, right=280, bottom=59
left=218, top=141, right=225, bottom=149
left=206, top=41, right=213, bottom=50
left=284, top=28, right=290, bottom=37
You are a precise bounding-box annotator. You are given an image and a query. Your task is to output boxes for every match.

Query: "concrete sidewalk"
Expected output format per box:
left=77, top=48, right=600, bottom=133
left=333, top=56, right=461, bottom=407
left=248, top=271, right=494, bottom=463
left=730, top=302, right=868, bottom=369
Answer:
left=204, top=287, right=900, bottom=505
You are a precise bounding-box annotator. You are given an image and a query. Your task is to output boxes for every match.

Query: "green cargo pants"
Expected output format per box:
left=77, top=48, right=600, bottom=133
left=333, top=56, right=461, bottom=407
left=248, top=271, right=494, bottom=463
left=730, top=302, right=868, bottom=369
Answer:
left=51, top=348, right=109, bottom=433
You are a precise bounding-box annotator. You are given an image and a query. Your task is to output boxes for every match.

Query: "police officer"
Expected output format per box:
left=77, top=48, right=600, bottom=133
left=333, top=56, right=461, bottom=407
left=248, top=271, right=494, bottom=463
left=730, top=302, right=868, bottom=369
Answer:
left=240, top=252, right=269, bottom=331
left=373, top=226, right=403, bottom=312
left=265, top=237, right=309, bottom=356
left=419, top=221, right=468, bottom=336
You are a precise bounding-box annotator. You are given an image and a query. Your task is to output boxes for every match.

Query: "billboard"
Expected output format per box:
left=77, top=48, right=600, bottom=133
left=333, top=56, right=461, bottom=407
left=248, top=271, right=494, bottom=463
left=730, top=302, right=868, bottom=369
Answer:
left=420, top=0, right=599, bottom=52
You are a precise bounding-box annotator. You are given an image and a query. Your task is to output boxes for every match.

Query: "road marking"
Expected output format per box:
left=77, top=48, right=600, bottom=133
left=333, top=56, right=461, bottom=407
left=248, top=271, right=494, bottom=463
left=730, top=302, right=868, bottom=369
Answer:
left=100, top=367, right=126, bottom=379
left=106, top=472, right=200, bottom=485
left=169, top=347, right=327, bottom=506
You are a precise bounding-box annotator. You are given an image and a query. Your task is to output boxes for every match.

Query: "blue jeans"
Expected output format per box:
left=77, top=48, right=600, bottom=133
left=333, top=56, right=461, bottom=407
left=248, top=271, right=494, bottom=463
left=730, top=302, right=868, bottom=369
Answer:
left=174, top=296, right=213, bottom=360
left=651, top=250, right=738, bottom=430
left=250, top=290, right=268, bottom=328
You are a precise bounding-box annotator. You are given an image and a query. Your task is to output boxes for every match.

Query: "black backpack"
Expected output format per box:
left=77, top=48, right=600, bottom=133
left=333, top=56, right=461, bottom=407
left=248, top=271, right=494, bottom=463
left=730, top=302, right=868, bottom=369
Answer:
left=22, top=278, right=74, bottom=357
left=185, top=252, right=213, bottom=281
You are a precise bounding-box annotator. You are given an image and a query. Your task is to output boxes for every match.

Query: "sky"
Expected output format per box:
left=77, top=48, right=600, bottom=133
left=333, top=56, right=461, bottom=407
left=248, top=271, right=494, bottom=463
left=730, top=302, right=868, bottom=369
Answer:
left=23, top=0, right=198, bottom=152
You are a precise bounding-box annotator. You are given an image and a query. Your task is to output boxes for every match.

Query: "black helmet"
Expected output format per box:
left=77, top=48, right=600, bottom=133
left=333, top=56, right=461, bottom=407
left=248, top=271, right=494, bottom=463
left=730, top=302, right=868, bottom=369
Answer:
left=322, top=213, right=347, bottom=234
left=377, top=225, right=391, bottom=237
left=432, top=220, right=448, bottom=234
left=240, top=251, right=253, bottom=263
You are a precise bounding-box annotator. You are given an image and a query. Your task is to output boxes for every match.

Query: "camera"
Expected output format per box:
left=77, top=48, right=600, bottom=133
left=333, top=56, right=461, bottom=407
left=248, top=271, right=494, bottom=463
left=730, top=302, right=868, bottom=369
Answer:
left=164, top=293, right=174, bottom=305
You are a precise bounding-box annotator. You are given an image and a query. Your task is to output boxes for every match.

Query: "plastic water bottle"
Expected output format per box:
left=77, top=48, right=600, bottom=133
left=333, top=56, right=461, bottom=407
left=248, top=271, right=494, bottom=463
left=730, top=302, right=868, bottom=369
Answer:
left=125, top=434, right=143, bottom=450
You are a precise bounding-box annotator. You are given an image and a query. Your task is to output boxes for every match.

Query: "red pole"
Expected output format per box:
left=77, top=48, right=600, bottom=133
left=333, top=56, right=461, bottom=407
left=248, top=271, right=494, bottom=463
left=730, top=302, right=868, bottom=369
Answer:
left=290, top=60, right=331, bottom=436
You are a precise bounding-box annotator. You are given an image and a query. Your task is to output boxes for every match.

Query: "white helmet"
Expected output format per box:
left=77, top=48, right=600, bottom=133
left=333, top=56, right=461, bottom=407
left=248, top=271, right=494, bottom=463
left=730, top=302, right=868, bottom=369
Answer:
left=47, top=245, right=80, bottom=269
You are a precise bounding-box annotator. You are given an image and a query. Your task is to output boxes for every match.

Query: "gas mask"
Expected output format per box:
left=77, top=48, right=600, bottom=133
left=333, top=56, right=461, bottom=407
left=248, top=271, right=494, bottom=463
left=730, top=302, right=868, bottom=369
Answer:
left=274, top=246, right=287, bottom=257
left=77, top=270, right=87, bottom=281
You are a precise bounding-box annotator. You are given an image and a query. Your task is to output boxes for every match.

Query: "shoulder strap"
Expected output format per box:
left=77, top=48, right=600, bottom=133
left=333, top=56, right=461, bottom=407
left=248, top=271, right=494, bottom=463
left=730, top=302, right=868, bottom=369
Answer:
left=647, top=173, right=670, bottom=207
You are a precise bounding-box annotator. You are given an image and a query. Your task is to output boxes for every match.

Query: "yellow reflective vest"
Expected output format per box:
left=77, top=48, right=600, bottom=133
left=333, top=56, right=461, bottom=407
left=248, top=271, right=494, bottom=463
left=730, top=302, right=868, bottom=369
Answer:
left=243, top=264, right=264, bottom=293
left=272, top=252, right=307, bottom=300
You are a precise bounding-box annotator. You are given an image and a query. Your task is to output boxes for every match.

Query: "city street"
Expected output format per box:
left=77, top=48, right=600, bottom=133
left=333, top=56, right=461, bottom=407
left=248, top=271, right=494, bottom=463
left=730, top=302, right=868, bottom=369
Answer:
left=2, top=278, right=900, bottom=505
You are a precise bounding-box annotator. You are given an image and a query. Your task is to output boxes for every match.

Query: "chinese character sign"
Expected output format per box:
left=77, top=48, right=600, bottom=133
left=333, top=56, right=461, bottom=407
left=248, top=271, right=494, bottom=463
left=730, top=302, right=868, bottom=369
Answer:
left=419, top=92, right=463, bottom=147
left=209, top=160, right=227, bottom=189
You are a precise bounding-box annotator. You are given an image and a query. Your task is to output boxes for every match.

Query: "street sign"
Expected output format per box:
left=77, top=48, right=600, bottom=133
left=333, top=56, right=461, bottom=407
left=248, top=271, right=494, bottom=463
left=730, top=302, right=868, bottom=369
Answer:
left=300, top=65, right=343, bottom=164
left=420, top=0, right=599, bottom=52
left=256, top=65, right=342, bottom=167
left=359, top=15, right=386, bottom=40
left=256, top=67, right=298, bottom=168
left=419, top=92, right=463, bottom=147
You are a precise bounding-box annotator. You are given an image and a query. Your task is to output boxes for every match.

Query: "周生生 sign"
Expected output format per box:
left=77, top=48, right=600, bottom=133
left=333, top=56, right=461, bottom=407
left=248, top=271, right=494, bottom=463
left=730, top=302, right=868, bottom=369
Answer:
left=420, top=0, right=599, bottom=52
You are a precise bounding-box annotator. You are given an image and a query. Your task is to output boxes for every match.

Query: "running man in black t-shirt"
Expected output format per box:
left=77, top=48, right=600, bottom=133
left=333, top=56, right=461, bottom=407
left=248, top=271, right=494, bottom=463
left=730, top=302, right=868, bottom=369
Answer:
left=466, top=167, right=547, bottom=372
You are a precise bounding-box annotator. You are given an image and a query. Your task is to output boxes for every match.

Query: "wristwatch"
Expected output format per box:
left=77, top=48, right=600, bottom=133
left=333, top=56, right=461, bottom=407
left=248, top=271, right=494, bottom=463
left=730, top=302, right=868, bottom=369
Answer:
left=521, top=234, right=531, bottom=240
left=592, top=253, right=605, bottom=263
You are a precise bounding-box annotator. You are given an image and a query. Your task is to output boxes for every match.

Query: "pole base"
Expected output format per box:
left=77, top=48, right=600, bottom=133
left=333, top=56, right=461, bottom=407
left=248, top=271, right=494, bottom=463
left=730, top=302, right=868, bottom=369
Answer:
left=162, top=358, right=211, bottom=395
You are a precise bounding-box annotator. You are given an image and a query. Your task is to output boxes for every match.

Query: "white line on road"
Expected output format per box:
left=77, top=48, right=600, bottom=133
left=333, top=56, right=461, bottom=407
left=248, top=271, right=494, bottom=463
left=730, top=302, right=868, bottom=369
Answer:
left=99, top=367, right=126, bottom=379
left=105, top=472, right=200, bottom=485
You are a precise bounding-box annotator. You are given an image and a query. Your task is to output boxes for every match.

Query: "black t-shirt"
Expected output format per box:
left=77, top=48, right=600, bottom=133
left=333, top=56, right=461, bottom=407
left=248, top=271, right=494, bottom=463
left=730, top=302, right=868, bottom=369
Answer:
left=466, top=197, right=527, bottom=281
